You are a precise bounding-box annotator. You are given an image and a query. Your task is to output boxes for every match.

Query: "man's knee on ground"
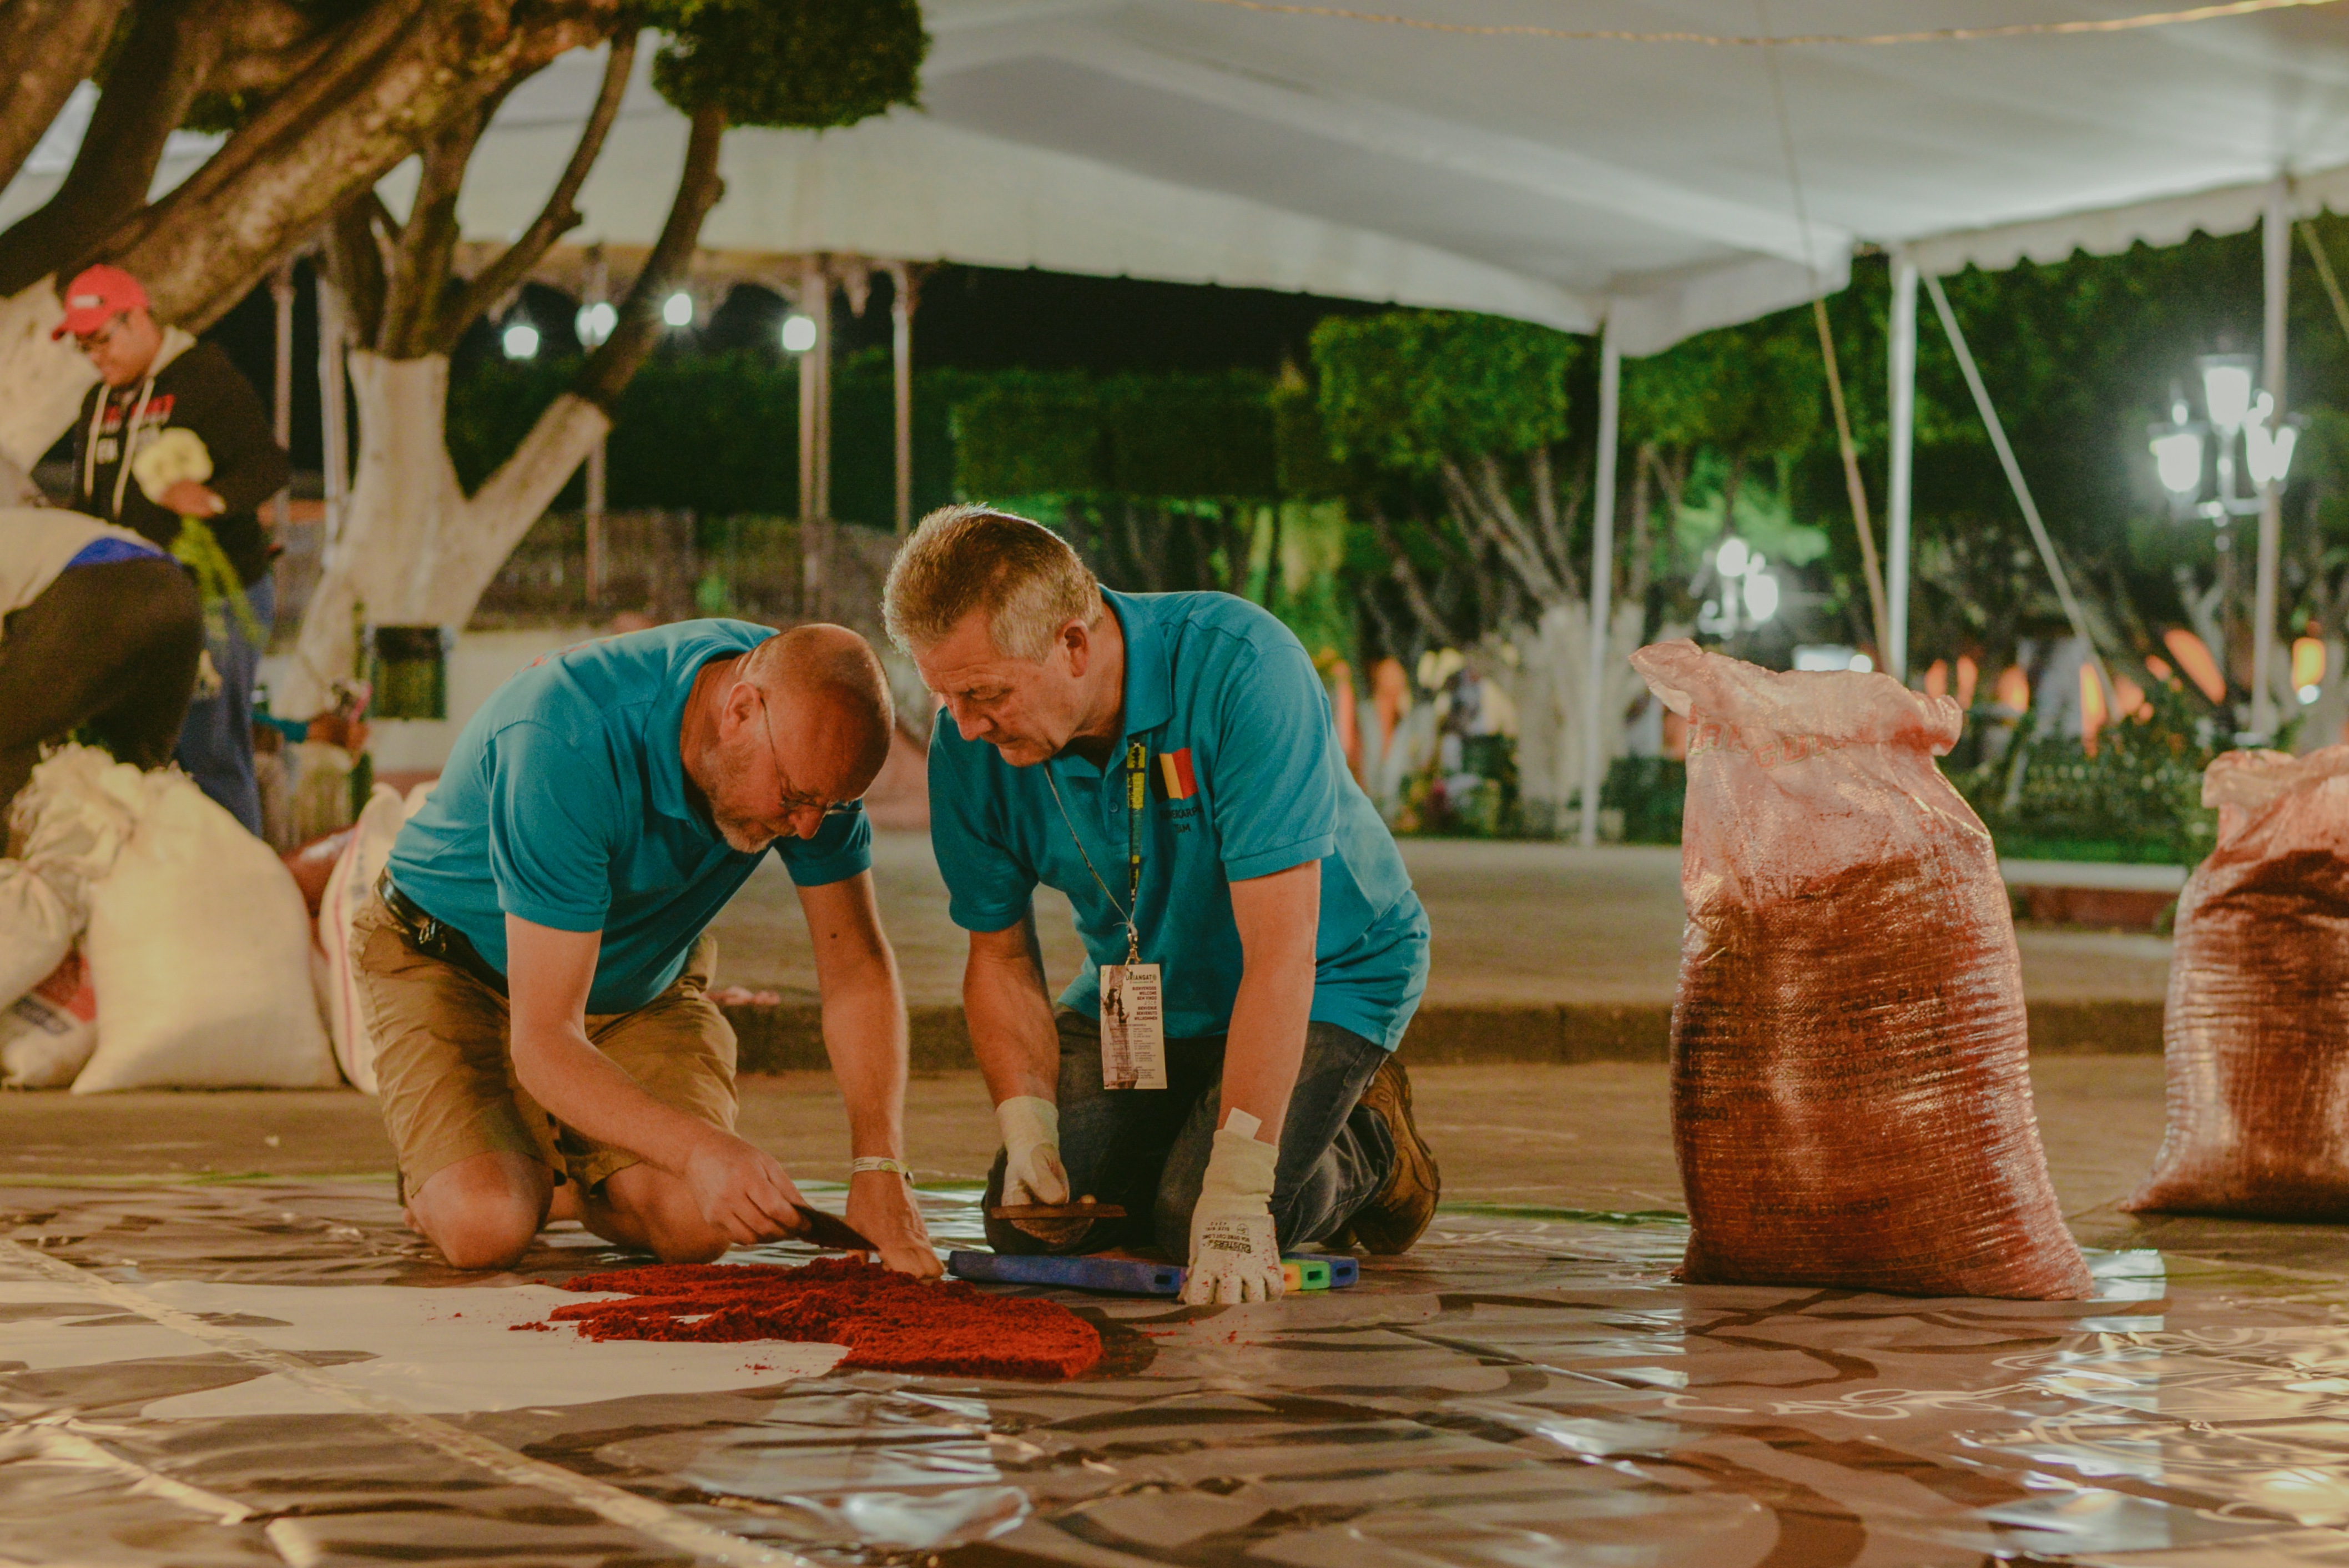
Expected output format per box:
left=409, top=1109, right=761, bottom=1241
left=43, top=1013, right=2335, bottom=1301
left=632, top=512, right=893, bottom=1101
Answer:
left=595, top=1164, right=733, bottom=1264
left=411, top=1154, right=549, bottom=1270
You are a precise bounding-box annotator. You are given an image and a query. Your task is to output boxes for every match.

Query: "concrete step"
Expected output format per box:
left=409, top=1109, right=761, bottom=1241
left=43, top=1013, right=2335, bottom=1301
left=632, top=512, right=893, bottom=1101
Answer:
left=719, top=997, right=2167, bottom=1072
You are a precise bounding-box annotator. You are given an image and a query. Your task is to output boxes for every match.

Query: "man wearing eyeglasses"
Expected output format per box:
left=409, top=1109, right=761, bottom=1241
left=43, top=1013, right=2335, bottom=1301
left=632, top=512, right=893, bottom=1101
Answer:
left=351, top=619, right=939, bottom=1275
left=56, top=264, right=289, bottom=836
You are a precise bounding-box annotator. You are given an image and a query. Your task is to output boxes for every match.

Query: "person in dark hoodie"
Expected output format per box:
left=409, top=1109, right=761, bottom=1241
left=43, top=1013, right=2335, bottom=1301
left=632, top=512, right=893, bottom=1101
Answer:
left=58, top=263, right=290, bottom=835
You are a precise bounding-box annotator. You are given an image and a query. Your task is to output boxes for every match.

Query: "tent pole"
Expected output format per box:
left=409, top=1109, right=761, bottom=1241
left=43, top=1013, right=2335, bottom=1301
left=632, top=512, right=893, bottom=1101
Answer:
left=1579, top=325, right=1621, bottom=848
left=889, top=261, right=918, bottom=537
left=2253, top=180, right=2290, bottom=739
left=583, top=251, right=608, bottom=603
left=1886, top=255, right=1918, bottom=684
left=1923, top=271, right=2113, bottom=707
left=270, top=261, right=294, bottom=536
left=797, top=259, right=821, bottom=616
left=316, top=273, right=349, bottom=561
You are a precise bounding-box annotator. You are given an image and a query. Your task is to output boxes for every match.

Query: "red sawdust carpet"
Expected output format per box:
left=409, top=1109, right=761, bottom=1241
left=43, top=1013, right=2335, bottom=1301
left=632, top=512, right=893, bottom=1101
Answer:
left=524, top=1256, right=1104, bottom=1379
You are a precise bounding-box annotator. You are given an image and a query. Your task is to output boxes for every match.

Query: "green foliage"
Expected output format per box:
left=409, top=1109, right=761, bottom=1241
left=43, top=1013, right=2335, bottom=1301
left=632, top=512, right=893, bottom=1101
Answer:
left=950, top=371, right=1103, bottom=496
left=1602, top=757, right=1687, bottom=845
left=650, top=0, right=929, bottom=128
left=950, top=371, right=1280, bottom=502
left=1625, top=313, right=1823, bottom=460
left=447, top=351, right=983, bottom=522
left=1272, top=366, right=1352, bottom=499
left=1952, top=680, right=2220, bottom=865
left=1100, top=373, right=1278, bottom=497
left=1310, top=310, right=1575, bottom=472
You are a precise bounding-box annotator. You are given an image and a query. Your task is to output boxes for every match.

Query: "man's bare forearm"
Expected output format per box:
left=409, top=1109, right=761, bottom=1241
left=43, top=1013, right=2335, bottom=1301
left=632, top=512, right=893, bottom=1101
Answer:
left=820, top=961, right=911, bottom=1158
left=510, top=1023, right=722, bottom=1172
left=965, top=912, right=1060, bottom=1106
left=798, top=873, right=913, bottom=1158
left=1218, top=860, right=1323, bottom=1143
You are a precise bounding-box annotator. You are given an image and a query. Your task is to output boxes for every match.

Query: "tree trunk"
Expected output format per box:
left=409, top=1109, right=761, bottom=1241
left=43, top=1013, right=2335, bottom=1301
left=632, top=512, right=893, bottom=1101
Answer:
left=0, top=1, right=622, bottom=472
left=0, top=0, right=128, bottom=195
left=280, top=91, right=722, bottom=715
left=1491, top=596, right=1656, bottom=833
left=0, top=0, right=228, bottom=298
left=278, top=351, right=610, bottom=713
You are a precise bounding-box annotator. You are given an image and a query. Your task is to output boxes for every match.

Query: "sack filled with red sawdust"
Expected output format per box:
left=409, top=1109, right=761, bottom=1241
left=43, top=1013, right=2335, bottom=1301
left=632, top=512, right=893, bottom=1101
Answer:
left=1634, top=640, right=2090, bottom=1300
left=2126, top=745, right=2349, bottom=1219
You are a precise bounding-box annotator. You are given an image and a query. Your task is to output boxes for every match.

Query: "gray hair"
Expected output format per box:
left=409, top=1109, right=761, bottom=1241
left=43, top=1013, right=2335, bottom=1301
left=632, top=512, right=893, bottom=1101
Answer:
left=881, top=504, right=1101, bottom=661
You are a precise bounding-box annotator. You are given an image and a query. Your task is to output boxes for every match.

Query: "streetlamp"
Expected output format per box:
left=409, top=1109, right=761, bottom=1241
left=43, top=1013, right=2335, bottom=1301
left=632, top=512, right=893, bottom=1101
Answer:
left=2147, top=350, right=2303, bottom=732
left=1696, top=536, right=1781, bottom=638
left=575, top=300, right=617, bottom=347
left=500, top=314, right=540, bottom=361
left=2148, top=352, right=2299, bottom=524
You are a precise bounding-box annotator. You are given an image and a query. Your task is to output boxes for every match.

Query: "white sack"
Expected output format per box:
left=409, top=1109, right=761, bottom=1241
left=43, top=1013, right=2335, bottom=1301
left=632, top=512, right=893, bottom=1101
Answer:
left=0, top=954, right=96, bottom=1088
left=0, top=747, right=141, bottom=1006
left=79, top=772, right=338, bottom=1093
left=315, top=782, right=429, bottom=1093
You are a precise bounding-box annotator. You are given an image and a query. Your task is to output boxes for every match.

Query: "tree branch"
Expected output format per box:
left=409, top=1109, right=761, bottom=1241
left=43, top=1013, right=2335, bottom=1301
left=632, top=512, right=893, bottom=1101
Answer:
left=0, top=0, right=227, bottom=296
left=324, top=195, right=390, bottom=349
left=205, top=0, right=347, bottom=95
left=1369, top=503, right=1452, bottom=647
left=112, top=0, right=624, bottom=332
left=0, top=0, right=128, bottom=198
left=573, top=99, right=727, bottom=412
left=378, top=105, right=490, bottom=357
left=440, top=30, right=634, bottom=355
left=1443, top=457, right=1562, bottom=605
left=1528, top=442, right=1571, bottom=575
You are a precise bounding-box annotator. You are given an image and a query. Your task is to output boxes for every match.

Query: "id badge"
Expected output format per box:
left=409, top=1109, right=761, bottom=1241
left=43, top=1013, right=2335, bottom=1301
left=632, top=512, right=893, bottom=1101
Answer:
left=1100, top=962, right=1168, bottom=1090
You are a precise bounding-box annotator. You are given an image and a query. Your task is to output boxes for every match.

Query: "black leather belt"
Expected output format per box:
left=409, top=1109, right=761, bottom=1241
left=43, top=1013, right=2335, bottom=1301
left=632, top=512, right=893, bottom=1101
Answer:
left=376, top=870, right=508, bottom=997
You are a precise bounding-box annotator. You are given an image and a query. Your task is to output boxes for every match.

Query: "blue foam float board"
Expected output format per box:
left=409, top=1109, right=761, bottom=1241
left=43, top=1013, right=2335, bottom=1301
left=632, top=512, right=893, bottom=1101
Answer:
left=947, top=1251, right=1360, bottom=1296
left=949, top=1251, right=1183, bottom=1294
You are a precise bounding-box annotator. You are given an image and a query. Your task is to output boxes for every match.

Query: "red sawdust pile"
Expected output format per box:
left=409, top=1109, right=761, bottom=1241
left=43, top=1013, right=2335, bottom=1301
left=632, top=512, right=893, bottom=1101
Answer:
left=527, top=1256, right=1103, bottom=1380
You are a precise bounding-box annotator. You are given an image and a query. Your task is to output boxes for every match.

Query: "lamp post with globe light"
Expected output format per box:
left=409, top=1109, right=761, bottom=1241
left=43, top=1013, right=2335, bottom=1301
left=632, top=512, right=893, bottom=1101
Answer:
left=1696, top=536, right=1782, bottom=640
left=2148, top=350, right=2302, bottom=731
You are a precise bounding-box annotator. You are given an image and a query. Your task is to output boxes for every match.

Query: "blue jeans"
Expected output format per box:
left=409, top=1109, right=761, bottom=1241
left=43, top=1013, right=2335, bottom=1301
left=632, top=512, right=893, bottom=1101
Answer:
left=175, top=572, right=273, bottom=837
left=982, top=1009, right=1397, bottom=1259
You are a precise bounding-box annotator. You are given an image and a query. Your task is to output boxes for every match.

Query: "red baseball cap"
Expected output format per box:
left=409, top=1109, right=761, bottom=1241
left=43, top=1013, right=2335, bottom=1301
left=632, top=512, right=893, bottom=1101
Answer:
left=51, top=264, right=149, bottom=340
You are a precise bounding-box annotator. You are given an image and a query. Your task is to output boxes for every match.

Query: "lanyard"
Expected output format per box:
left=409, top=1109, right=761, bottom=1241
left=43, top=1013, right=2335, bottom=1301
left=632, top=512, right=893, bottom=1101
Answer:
left=1044, top=740, right=1148, bottom=965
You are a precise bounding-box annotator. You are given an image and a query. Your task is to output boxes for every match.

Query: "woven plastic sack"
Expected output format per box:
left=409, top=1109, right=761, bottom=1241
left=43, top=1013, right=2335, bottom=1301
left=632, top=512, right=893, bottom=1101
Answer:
left=312, top=782, right=429, bottom=1093
left=0, top=745, right=140, bottom=1007
left=1634, top=641, right=2090, bottom=1300
left=2125, top=745, right=2349, bottom=1218
left=0, top=950, right=96, bottom=1088
left=78, top=770, right=337, bottom=1093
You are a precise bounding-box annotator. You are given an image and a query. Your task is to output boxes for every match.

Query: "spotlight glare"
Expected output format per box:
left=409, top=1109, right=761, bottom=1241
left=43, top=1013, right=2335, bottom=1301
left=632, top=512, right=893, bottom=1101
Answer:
left=501, top=321, right=540, bottom=360
left=662, top=291, right=694, bottom=328
left=780, top=314, right=817, bottom=353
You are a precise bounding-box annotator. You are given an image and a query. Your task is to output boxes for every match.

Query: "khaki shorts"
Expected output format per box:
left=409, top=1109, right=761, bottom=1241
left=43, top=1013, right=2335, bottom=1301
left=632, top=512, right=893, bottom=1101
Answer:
left=351, top=894, right=738, bottom=1192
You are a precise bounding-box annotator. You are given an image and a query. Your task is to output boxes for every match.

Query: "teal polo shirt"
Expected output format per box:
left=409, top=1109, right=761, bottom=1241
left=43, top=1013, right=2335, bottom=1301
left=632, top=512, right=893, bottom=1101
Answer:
left=387, top=619, right=871, bottom=1014
left=928, top=589, right=1429, bottom=1048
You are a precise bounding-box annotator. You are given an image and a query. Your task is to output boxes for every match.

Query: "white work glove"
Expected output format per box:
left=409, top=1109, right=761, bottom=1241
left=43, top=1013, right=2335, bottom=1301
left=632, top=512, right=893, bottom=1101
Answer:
left=1182, top=1126, right=1284, bottom=1305
left=996, top=1096, right=1085, bottom=1244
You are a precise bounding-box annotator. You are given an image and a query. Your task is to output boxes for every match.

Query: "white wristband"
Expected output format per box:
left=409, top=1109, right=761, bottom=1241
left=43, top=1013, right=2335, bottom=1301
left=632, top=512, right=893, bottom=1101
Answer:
left=850, top=1157, right=911, bottom=1179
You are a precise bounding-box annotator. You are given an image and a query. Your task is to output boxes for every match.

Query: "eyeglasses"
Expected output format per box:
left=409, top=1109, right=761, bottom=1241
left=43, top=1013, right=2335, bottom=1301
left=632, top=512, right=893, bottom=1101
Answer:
left=74, top=314, right=131, bottom=354
left=754, top=687, right=860, bottom=818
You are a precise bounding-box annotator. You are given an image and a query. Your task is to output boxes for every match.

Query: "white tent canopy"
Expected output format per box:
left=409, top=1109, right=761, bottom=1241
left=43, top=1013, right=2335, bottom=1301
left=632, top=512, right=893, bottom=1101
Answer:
left=433, top=0, right=2349, bottom=351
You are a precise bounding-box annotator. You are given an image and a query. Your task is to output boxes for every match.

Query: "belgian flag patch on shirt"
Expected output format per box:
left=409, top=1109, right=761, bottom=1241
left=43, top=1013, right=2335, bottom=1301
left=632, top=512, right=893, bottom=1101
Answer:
left=1157, top=748, right=1198, bottom=800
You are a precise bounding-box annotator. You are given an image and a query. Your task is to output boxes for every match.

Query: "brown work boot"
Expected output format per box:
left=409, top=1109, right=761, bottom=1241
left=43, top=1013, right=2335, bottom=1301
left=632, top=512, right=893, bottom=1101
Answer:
left=1347, top=1055, right=1440, bottom=1254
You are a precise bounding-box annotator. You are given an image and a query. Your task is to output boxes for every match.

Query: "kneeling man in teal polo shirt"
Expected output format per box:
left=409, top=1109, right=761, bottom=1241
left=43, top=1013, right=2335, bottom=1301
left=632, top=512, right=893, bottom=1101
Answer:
left=884, top=507, right=1438, bottom=1304
left=358, top=620, right=939, bottom=1277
